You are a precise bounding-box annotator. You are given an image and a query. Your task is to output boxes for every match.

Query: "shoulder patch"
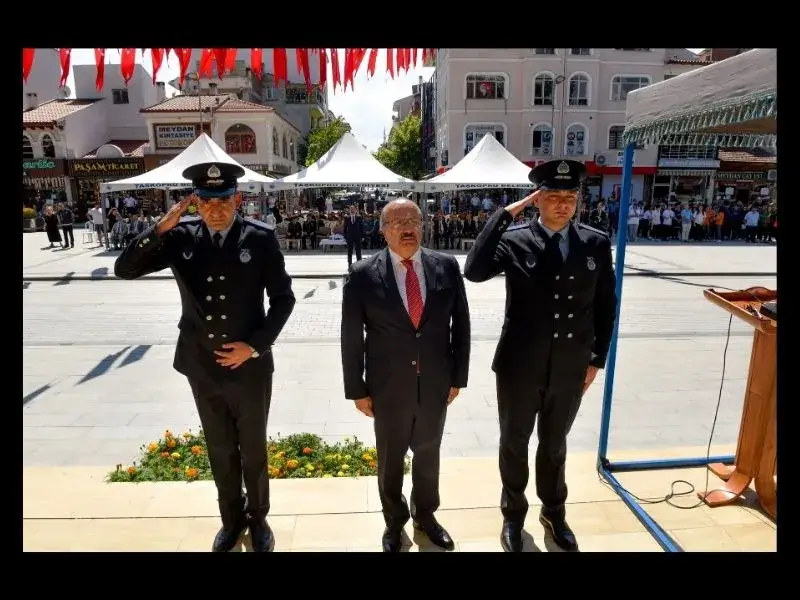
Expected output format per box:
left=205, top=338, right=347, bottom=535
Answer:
left=244, top=217, right=275, bottom=231
left=578, top=222, right=610, bottom=237
left=506, top=223, right=530, bottom=232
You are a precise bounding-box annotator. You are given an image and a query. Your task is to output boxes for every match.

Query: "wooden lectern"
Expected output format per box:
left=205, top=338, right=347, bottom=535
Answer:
left=700, top=287, right=777, bottom=519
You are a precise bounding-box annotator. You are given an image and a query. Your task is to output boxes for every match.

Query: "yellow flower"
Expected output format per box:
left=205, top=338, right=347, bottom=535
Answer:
left=171, top=452, right=181, bottom=459
left=341, top=464, right=350, bottom=471
left=306, top=464, right=315, bottom=471
left=323, top=473, right=333, bottom=478
left=275, top=451, right=286, bottom=459
left=183, top=432, right=192, bottom=439
left=362, top=453, right=373, bottom=461
left=147, top=443, right=159, bottom=453
left=336, top=471, right=345, bottom=477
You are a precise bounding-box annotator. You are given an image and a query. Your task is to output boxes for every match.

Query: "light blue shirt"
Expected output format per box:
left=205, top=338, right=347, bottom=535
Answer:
left=538, top=218, right=570, bottom=261
left=208, top=222, right=234, bottom=246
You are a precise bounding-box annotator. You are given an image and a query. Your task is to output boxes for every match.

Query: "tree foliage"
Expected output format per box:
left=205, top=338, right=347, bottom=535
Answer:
left=373, top=114, right=423, bottom=180
left=304, top=117, right=352, bottom=166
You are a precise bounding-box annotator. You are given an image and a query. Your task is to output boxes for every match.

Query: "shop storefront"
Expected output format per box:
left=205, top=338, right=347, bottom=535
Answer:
left=716, top=170, right=775, bottom=205
left=68, top=158, right=145, bottom=215
left=22, top=158, right=69, bottom=205
left=654, top=150, right=719, bottom=206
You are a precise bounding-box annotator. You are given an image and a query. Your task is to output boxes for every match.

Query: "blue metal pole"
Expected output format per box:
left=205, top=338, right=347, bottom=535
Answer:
left=607, top=455, right=735, bottom=473
left=597, top=142, right=635, bottom=463
left=598, top=466, right=683, bottom=552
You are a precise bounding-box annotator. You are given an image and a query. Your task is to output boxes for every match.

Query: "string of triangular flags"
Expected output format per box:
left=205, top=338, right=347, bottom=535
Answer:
left=22, top=48, right=436, bottom=93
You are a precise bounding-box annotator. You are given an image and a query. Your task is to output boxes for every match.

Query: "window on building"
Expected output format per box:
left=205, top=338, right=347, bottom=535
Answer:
left=568, top=74, right=589, bottom=106
left=664, top=74, right=677, bottom=80
left=290, top=140, right=295, bottom=162
left=282, top=134, right=288, bottom=158
left=464, top=124, right=506, bottom=154
left=224, top=124, right=257, bottom=154
left=533, top=73, right=555, bottom=106
left=465, top=74, right=507, bottom=100
left=272, top=129, right=279, bottom=155
left=571, top=48, right=591, bottom=56
left=112, top=89, right=129, bottom=104
left=534, top=48, right=555, bottom=55
left=658, top=145, right=718, bottom=160
left=564, top=123, right=587, bottom=156
left=608, top=125, right=644, bottom=150
left=531, top=124, right=553, bottom=156
left=610, top=75, right=651, bottom=101
left=22, top=135, right=33, bottom=160
left=41, top=134, right=55, bottom=158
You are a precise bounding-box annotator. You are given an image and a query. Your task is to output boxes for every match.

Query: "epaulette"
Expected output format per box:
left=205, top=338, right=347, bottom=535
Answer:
left=244, top=217, right=275, bottom=231
left=506, top=223, right=529, bottom=232
left=577, top=222, right=610, bottom=237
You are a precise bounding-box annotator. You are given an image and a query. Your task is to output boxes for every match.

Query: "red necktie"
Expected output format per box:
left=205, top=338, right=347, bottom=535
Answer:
left=402, top=259, right=423, bottom=329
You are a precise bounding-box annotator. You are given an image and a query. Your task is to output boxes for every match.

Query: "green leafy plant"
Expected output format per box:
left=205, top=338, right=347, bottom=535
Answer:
left=107, top=429, right=409, bottom=482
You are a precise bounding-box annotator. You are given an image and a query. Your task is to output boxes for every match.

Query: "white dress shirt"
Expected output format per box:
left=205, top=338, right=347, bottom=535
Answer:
left=388, top=248, right=427, bottom=314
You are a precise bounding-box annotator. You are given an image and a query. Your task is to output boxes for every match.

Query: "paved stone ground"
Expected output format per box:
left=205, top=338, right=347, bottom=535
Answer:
left=23, top=272, right=775, bottom=467
left=23, top=228, right=776, bottom=279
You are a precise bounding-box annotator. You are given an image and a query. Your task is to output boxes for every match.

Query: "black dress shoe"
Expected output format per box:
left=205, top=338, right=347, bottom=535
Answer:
left=382, top=526, right=404, bottom=552
left=500, top=520, right=523, bottom=552
left=413, top=517, right=455, bottom=551
left=539, top=510, right=579, bottom=552
left=248, top=519, right=275, bottom=552
left=211, top=522, right=247, bottom=552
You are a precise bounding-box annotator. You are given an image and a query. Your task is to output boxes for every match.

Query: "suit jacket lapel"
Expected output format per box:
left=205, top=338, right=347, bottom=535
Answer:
left=376, top=249, right=413, bottom=328
left=529, top=220, right=547, bottom=251
left=419, top=248, right=438, bottom=328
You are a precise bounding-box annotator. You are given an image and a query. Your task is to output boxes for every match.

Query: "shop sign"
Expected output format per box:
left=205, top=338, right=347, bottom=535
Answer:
left=244, top=164, right=270, bottom=175
left=154, top=124, right=200, bottom=150
left=70, top=159, right=144, bottom=178
left=657, top=158, right=720, bottom=169
left=23, top=159, right=57, bottom=170
left=716, top=171, right=767, bottom=181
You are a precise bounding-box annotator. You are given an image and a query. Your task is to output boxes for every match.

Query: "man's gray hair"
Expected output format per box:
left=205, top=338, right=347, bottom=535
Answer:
left=379, top=199, right=423, bottom=228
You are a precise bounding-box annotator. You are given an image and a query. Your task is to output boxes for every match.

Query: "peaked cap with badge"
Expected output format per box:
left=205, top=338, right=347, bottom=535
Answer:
left=182, top=162, right=245, bottom=198
left=528, top=159, right=587, bottom=191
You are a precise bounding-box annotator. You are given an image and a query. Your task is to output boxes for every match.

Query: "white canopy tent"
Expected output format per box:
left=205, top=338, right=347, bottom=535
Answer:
left=623, top=48, right=776, bottom=149
left=423, top=134, right=534, bottom=192
left=100, top=133, right=274, bottom=193
left=266, top=132, right=418, bottom=191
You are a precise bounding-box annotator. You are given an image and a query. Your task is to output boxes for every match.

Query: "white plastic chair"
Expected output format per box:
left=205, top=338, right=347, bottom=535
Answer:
left=81, top=222, right=95, bottom=245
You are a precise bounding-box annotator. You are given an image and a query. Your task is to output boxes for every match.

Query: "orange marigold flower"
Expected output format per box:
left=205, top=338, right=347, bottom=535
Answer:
left=368, top=460, right=377, bottom=469
left=302, top=447, right=313, bottom=455
left=147, top=442, right=159, bottom=453
left=167, top=438, right=177, bottom=448
left=161, top=452, right=170, bottom=458
left=185, top=467, right=199, bottom=479
left=191, top=445, right=203, bottom=455
left=286, top=459, right=299, bottom=469
left=127, top=466, right=136, bottom=475
left=164, top=430, right=173, bottom=438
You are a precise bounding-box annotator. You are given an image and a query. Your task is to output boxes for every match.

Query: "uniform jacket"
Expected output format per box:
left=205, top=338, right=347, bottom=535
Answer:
left=464, top=209, right=617, bottom=390
left=114, top=215, right=296, bottom=383
left=341, top=248, right=471, bottom=412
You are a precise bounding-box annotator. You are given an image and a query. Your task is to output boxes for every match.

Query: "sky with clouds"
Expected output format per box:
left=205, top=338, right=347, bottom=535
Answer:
left=65, top=49, right=433, bottom=152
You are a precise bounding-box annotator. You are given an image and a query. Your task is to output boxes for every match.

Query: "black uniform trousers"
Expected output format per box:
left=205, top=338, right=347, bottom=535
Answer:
left=373, top=377, right=447, bottom=529
left=188, top=372, right=273, bottom=528
left=497, top=373, right=583, bottom=523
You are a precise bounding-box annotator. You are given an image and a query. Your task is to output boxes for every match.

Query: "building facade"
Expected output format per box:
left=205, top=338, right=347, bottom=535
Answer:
left=23, top=48, right=62, bottom=107
left=433, top=48, right=712, bottom=204
left=168, top=49, right=334, bottom=139
left=139, top=94, right=301, bottom=179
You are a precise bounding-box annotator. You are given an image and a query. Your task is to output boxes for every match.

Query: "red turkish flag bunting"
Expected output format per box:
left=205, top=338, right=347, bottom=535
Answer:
left=386, top=48, right=395, bottom=78
left=22, top=48, right=35, bottom=83
left=198, top=49, right=214, bottom=79
left=329, top=48, right=341, bottom=92
left=212, top=49, right=228, bottom=78
left=58, top=49, right=71, bottom=87
left=366, top=49, right=378, bottom=78
left=224, top=48, right=237, bottom=75
left=174, top=49, right=192, bottom=87
left=251, top=49, right=263, bottom=79
left=317, top=49, right=328, bottom=89
left=343, top=49, right=354, bottom=90
left=351, top=48, right=366, bottom=88
left=120, top=48, right=136, bottom=84
left=296, top=48, right=312, bottom=93
left=94, top=49, right=106, bottom=91
left=273, top=49, right=288, bottom=87
left=412, top=48, right=418, bottom=68
left=151, top=48, right=165, bottom=84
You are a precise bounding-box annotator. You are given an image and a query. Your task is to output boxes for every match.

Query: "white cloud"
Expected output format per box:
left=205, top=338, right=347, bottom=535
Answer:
left=66, top=48, right=433, bottom=152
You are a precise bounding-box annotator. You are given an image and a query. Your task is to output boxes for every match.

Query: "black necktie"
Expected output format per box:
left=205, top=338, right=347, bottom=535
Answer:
left=213, top=232, right=223, bottom=249
left=547, top=232, right=564, bottom=270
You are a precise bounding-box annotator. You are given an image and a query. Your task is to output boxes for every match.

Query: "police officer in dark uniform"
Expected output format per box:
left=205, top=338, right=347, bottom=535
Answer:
left=114, top=162, right=296, bottom=553
left=464, top=159, right=617, bottom=552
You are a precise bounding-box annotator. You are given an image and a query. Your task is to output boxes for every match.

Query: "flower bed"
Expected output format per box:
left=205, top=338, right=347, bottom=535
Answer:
left=107, top=430, right=409, bottom=482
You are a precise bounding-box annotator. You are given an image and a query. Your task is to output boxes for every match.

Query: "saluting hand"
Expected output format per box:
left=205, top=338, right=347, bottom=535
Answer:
left=504, top=190, right=541, bottom=219
left=214, top=342, right=255, bottom=369
left=156, top=195, right=194, bottom=235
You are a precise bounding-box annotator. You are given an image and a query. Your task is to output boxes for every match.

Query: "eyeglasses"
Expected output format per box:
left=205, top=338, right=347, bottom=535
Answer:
left=384, top=218, right=422, bottom=229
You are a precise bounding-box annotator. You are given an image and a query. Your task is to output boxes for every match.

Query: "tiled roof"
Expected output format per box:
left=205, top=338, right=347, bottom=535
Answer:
left=141, top=95, right=273, bottom=113
left=718, top=149, right=777, bottom=164
left=23, top=99, right=101, bottom=127
left=83, top=140, right=149, bottom=158
left=667, top=58, right=713, bottom=65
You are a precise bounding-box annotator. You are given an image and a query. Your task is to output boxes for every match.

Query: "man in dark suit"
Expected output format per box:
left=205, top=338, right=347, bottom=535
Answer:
left=114, top=162, right=296, bottom=553
left=342, top=204, right=363, bottom=267
left=341, top=199, right=471, bottom=552
left=464, top=160, right=617, bottom=552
